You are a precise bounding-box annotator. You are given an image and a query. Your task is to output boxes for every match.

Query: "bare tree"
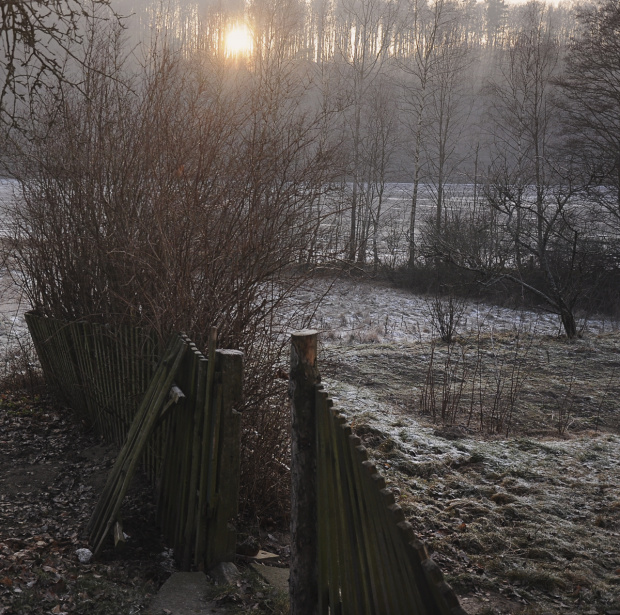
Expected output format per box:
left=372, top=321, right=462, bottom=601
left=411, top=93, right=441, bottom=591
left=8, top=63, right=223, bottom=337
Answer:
left=425, top=20, right=474, bottom=234
left=0, top=0, right=119, bottom=129
left=427, top=2, right=597, bottom=338
left=559, top=0, right=620, bottom=224
left=484, top=0, right=508, bottom=48
left=6, top=25, right=339, bottom=518
left=357, top=72, right=400, bottom=268
left=398, top=0, right=453, bottom=268
left=335, top=0, right=398, bottom=263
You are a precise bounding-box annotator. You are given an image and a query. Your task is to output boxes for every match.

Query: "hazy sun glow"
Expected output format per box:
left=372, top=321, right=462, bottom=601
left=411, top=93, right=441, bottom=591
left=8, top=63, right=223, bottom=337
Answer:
left=225, top=23, right=253, bottom=57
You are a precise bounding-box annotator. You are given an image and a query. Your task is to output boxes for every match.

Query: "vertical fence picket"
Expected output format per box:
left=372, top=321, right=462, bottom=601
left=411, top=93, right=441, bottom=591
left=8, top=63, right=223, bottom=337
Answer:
left=359, top=463, right=402, bottom=614
left=332, top=415, right=369, bottom=614
left=347, top=439, right=394, bottom=613
left=172, top=348, right=196, bottom=553
left=290, top=330, right=320, bottom=615
left=27, top=314, right=242, bottom=572
left=326, top=406, right=356, bottom=614
left=290, top=330, right=468, bottom=615
left=207, top=349, right=242, bottom=566
left=194, top=327, right=218, bottom=567
left=204, top=379, right=223, bottom=567
left=71, top=322, right=98, bottom=433
left=316, top=390, right=341, bottom=615
left=182, top=352, right=208, bottom=570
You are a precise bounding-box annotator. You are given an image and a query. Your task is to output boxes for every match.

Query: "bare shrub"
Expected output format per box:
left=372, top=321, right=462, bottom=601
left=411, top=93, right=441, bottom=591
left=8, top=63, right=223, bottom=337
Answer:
left=424, top=291, right=467, bottom=343
left=5, top=29, right=340, bottom=521
left=417, top=324, right=532, bottom=436
left=555, top=366, right=577, bottom=437
left=0, top=326, right=43, bottom=393
left=419, top=341, right=469, bottom=424
left=482, top=330, right=532, bottom=435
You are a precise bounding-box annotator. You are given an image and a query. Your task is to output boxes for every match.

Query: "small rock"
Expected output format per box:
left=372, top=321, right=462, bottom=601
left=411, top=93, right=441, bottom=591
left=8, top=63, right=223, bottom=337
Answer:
left=208, top=561, right=240, bottom=585
left=76, top=548, right=93, bottom=564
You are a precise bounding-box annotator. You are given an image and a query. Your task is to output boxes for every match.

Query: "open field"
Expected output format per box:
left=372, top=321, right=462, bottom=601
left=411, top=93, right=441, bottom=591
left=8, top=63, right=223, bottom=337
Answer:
left=313, top=280, right=620, bottom=614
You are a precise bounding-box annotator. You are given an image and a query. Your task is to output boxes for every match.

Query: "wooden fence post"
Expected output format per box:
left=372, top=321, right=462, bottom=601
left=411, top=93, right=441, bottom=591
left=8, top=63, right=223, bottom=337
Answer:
left=205, top=348, right=243, bottom=567
left=290, top=330, right=320, bottom=615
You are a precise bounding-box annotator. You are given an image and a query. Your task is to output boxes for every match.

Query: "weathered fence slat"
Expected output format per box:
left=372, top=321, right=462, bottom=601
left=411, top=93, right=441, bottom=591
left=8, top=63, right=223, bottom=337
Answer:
left=182, top=349, right=208, bottom=570
left=316, top=389, right=339, bottom=614
left=347, top=438, right=392, bottom=612
left=25, top=315, right=86, bottom=418
left=290, top=330, right=468, bottom=615
left=205, top=349, right=243, bottom=567
left=194, top=327, right=218, bottom=566
left=88, top=335, right=187, bottom=555
left=27, top=314, right=243, bottom=571
left=290, top=330, right=320, bottom=615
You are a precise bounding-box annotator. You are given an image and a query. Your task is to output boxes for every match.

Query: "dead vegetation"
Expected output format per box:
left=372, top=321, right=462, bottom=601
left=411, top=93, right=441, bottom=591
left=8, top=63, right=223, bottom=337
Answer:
left=0, top=392, right=171, bottom=615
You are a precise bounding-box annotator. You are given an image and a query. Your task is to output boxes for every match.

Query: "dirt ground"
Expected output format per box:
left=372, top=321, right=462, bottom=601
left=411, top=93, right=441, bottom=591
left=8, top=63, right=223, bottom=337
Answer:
left=0, top=388, right=291, bottom=615
left=0, top=390, right=173, bottom=615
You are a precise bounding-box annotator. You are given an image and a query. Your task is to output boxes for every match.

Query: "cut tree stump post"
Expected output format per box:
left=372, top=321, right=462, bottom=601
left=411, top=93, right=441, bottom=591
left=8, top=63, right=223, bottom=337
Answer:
left=290, top=330, right=320, bottom=615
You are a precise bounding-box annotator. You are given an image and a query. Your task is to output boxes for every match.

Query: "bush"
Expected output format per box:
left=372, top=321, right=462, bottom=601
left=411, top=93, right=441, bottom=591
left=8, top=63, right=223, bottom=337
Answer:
left=6, top=29, right=339, bottom=521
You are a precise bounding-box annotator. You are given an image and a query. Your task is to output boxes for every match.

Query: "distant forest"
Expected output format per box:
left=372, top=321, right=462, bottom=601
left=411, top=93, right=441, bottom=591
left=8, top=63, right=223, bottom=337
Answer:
left=3, top=0, right=620, bottom=341
left=117, top=0, right=589, bottom=181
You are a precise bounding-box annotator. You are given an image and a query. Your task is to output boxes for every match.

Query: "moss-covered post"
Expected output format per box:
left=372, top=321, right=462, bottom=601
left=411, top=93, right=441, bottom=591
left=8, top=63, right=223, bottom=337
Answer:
left=290, top=330, right=320, bottom=615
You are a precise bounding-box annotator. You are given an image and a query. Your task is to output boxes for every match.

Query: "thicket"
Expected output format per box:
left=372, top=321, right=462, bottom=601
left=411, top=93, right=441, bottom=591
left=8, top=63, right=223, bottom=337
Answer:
left=4, top=26, right=340, bottom=521
left=4, top=0, right=620, bottom=522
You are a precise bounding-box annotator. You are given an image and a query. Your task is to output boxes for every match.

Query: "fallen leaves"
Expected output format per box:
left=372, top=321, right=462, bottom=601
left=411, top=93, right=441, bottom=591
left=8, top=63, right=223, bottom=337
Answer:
left=0, top=391, right=169, bottom=614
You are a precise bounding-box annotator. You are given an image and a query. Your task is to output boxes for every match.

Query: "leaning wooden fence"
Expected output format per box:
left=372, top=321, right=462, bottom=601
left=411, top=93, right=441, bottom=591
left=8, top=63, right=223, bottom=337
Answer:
left=25, top=312, right=242, bottom=570
left=290, top=330, right=467, bottom=615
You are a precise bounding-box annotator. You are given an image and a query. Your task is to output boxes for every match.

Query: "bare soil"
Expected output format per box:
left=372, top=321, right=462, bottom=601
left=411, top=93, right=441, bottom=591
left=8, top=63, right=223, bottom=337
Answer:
left=0, top=390, right=290, bottom=615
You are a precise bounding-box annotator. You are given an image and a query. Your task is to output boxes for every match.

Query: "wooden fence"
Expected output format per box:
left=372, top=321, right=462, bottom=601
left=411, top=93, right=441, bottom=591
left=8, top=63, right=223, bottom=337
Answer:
left=25, top=312, right=243, bottom=570
left=290, top=330, right=467, bottom=615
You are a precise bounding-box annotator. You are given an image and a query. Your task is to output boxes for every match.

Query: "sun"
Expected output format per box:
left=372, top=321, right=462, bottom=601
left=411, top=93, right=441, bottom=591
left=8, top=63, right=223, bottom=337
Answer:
left=225, top=23, right=253, bottom=57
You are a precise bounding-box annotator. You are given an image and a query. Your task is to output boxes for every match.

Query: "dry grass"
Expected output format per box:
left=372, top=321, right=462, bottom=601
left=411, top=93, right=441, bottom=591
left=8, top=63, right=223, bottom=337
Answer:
left=320, top=331, right=620, bottom=614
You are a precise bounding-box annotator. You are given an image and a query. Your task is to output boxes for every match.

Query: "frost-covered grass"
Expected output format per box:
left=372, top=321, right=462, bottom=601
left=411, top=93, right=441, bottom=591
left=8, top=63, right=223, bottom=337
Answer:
left=301, top=277, right=617, bottom=345
left=320, top=374, right=620, bottom=614
left=311, top=278, right=620, bottom=614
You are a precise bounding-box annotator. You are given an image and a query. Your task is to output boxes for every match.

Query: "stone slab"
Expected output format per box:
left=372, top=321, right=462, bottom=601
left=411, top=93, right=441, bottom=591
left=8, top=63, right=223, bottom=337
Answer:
left=250, top=563, right=290, bottom=593
left=146, top=571, right=228, bottom=615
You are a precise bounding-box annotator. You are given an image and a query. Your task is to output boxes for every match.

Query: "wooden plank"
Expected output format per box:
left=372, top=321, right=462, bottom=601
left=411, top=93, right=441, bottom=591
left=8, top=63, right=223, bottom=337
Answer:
left=347, top=438, right=395, bottom=613
left=324, top=408, right=358, bottom=615
left=181, top=351, right=208, bottom=570
left=206, top=348, right=243, bottom=567
left=88, top=335, right=187, bottom=555
left=331, top=415, right=369, bottom=615
left=290, top=330, right=320, bottom=615
left=170, top=346, right=196, bottom=552
left=194, top=327, right=218, bottom=567
left=316, top=389, right=341, bottom=614
left=312, top=387, right=467, bottom=614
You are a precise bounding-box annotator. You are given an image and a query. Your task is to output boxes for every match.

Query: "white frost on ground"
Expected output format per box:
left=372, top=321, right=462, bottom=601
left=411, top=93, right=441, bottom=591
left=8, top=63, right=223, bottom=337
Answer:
left=297, top=277, right=615, bottom=345
left=0, top=283, right=30, bottom=372
left=314, top=280, right=620, bottom=614
left=321, top=375, right=620, bottom=614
